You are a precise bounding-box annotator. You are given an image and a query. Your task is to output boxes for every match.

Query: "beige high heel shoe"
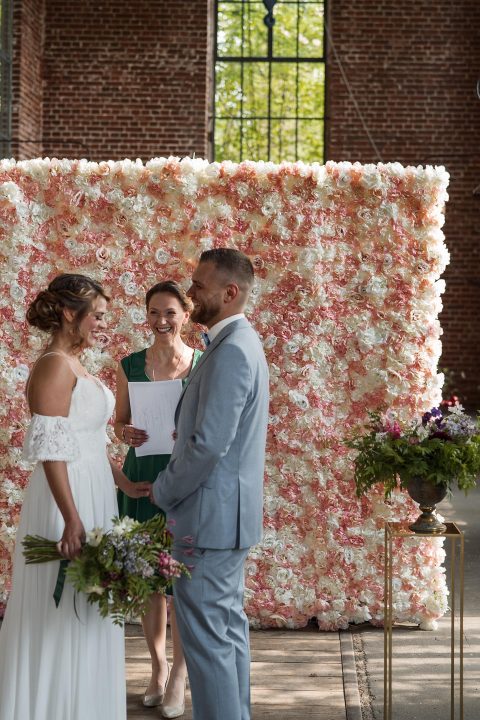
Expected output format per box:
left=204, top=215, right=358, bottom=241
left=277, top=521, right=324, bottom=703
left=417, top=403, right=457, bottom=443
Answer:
left=161, top=677, right=186, bottom=718
left=142, top=663, right=170, bottom=707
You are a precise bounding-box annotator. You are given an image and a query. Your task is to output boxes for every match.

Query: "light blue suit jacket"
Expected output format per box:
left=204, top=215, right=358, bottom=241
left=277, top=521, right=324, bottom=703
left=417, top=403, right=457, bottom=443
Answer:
left=152, top=317, right=269, bottom=550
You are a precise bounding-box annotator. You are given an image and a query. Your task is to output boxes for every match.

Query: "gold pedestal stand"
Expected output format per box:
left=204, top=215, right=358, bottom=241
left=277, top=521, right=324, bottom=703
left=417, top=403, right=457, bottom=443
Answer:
left=384, top=522, right=464, bottom=720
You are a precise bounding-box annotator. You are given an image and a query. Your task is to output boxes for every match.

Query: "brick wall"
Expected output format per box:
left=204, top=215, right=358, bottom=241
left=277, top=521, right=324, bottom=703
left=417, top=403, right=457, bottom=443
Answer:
left=327, top=0, right=480, bottom=406
left=13, top=0, right=210, bottom=161
left=10, top=0, right=44, bottom=159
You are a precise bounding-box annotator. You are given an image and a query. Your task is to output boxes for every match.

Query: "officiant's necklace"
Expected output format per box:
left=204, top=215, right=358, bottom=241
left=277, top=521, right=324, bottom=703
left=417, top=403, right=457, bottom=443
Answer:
left=149, top=348, right=184, bottom=382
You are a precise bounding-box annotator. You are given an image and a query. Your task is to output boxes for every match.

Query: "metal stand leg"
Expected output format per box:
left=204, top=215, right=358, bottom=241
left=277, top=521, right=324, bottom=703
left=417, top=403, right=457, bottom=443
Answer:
left=384, top=522, right=464, bottom=720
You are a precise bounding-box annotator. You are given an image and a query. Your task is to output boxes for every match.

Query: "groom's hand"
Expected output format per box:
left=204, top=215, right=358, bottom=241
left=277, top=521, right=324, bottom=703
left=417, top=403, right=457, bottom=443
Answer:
left=123, top=480, right=151, bottom=499
left=148, top=484, right=157, bottom=506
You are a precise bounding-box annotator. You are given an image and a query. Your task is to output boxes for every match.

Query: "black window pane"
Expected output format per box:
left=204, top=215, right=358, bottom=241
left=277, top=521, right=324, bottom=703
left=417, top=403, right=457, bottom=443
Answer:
left=243, top=2, right=268, bottom=57
left=215, top=61, right=242, bottom=118
left=297, top=119, right=324, bottom=162
left=217, top=2, right=243, bottom=57
left=298, top=3, right=324, bottom=58
left=270, top=62, right=297, bottom=119
left=272, top=3, right=298, bottom=58
left=270, top=119, right=297, bottom=163
left=298, top=62, right=325, bottom=117
left=215, top=118, right=242, bottom=162
left=243, top=62, right=269, bottom=118
left=243, top=119, right=269, bottom=161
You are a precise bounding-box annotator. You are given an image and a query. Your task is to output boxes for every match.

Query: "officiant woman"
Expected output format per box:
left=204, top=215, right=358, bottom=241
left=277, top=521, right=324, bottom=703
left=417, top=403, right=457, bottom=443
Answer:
left=114, top=280, right=202, bottom=718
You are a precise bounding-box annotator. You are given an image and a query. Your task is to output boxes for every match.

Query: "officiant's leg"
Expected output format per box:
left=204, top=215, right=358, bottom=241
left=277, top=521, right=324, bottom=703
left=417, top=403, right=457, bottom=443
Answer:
left=173, top=547, right=250, bottom=720
left=162, top=601, right=188, bottom=710
left=141, top=594, right=170, bottom=697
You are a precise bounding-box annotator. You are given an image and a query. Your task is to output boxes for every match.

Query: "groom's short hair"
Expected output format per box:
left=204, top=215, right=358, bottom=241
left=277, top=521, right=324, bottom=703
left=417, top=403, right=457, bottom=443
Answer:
left=199, top=248, right=254, bottom=291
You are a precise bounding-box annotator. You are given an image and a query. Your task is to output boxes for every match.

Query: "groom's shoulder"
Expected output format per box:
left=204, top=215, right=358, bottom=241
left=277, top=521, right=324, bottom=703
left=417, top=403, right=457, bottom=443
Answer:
left=225, top=321, right=266, bottom=358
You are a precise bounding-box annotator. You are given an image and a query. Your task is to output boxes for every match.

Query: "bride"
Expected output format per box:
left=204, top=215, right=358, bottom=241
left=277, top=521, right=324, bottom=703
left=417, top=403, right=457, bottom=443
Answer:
left=0, top=273, right=150, bottom=720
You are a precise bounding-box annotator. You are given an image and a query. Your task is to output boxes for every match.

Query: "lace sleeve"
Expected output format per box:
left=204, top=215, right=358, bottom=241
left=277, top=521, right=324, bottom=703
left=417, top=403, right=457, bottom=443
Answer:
left=22, top=414, right=81, bottom=463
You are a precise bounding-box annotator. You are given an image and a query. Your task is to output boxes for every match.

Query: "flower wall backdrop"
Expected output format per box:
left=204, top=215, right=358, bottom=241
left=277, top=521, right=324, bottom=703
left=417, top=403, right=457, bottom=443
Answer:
left=0, top=157, right=450, bottom=628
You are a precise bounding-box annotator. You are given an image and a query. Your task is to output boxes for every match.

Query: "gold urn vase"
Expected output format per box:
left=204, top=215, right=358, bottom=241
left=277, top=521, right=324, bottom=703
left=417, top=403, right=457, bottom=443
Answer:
left=406, top=477, right=448, bottom=534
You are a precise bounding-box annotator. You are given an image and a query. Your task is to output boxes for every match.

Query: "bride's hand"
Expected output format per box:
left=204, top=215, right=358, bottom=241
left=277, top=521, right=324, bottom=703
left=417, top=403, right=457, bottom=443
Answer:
left=59, top=517, right=86, bottom=559
left=123, top=480, right=151, bottom=499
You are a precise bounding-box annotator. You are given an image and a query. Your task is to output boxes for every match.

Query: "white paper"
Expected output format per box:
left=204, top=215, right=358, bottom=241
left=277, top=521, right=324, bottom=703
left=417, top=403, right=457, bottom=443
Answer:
left=128, top=380, right=183, bottom=457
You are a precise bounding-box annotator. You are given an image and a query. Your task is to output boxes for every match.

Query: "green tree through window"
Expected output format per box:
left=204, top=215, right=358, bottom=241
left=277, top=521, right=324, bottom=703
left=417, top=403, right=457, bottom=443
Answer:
left=0, top=0, right=12, bottom=158
left=213, top=0, right=325, bottom=163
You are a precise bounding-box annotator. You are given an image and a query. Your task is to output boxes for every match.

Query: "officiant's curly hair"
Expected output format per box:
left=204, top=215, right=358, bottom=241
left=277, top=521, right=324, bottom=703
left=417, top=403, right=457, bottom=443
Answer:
left=200, top=248, right=254, bottom=290
left=26, top=273, right=109, bottom=333
left=145, top=280, right=193, bottom=313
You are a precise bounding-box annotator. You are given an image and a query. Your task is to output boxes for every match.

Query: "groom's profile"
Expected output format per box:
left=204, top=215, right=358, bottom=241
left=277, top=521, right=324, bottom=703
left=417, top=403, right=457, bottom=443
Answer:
left=151, top=247, right=269, bottom=720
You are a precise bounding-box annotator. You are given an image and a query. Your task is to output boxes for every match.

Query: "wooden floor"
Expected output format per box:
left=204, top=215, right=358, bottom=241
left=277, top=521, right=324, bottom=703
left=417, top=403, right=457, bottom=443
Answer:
left=125, top=623, right=346, bottom=719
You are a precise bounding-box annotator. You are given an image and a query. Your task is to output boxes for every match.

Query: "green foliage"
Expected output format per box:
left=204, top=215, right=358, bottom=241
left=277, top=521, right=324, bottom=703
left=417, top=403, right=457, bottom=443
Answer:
left=346, top=411, right=480, bottom=498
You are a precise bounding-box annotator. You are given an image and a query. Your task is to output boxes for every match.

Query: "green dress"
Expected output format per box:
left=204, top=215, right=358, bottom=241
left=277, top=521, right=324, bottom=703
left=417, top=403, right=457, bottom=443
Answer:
left=117, top=347, right=203, bottom=522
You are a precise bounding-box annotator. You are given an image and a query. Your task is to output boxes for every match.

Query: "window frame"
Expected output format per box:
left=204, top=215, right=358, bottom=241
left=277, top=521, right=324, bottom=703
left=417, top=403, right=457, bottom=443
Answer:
left=212, top=0, right=326, bottom=163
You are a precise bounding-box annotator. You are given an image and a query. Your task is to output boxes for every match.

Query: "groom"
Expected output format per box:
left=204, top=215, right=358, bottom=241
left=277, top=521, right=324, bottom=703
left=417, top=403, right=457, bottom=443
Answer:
left=151, top=248, right=269, bottom=720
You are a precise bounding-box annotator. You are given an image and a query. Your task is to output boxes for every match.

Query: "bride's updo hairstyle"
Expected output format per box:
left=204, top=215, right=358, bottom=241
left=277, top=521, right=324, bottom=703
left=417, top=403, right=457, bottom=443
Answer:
left=27, top=273, right=109, bottom=334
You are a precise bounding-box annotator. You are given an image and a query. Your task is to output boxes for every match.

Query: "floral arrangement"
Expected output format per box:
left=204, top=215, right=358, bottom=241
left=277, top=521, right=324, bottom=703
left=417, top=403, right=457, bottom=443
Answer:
left=347, top=404, right=480, bottom=498
left=0, top=157, right=449, bottom=629
left=22, top=515, right=188, bottom=625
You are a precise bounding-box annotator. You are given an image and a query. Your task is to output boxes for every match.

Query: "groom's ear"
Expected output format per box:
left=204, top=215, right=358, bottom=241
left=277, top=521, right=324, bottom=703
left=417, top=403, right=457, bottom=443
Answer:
left=224, top=283, right=239, bottom=303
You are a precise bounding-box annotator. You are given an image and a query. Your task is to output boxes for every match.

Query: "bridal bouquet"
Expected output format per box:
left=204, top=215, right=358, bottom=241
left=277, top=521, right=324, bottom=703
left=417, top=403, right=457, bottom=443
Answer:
left=346, top=403, right=480, bottom=498
left=22, top=514, right=190, bottom=625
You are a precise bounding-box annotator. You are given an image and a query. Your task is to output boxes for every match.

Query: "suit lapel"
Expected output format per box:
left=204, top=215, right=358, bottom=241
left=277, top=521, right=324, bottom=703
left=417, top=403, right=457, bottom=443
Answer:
left=174, top=317, right=250, bottom=423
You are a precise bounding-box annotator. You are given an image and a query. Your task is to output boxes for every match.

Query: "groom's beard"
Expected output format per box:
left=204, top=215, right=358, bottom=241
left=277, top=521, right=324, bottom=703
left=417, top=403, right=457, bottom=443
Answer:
left=191, top=297, right=222, bottom=326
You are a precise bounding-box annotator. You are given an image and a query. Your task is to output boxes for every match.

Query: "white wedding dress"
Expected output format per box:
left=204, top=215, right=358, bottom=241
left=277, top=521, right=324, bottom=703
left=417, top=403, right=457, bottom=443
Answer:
left=0, top=376, right=126, bottom=720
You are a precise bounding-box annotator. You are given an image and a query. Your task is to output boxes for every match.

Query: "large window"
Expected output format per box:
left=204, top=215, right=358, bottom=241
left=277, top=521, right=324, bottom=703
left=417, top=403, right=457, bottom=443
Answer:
left=0, top=0, right=12, bottom=158
left=213, top=0, right=325, bottom=163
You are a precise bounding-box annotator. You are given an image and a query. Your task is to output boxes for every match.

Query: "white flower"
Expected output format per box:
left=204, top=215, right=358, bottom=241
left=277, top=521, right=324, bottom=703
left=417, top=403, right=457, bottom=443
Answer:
left=10, top=282, right=26, bottom=301
left=288, top=390, right=309, bottom=410
left=124, top=282, right=139, bottom=296
left=276, top=567, right=293, bottom=584
left=1, top=479, right=24, bottom=505
left=119, top=271, right=134, bottom=286
left=284, top=339, right=300, bottom=354
left=365, top=277, right=388, bottom=299
left=447, top=403, right=464, bottom=416
left=86, top=528, right=104, bottom=547
left=129, top=308, right=145, bottom=324
left=155, top=249, right=170, bottom=264
left=111, top=516, right=137, bottom=536
left=85, top=585, right=105, bottom=595
left=0, top=181, right=24, bottom=204
left=12, top=364, right=29, bottom=382
left=263, top=334, right=277, bottom=349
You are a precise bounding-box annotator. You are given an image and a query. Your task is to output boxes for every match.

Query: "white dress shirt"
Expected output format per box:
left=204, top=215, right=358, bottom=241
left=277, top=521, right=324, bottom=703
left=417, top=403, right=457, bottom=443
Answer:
left=206, top=313, right=245, bottom=343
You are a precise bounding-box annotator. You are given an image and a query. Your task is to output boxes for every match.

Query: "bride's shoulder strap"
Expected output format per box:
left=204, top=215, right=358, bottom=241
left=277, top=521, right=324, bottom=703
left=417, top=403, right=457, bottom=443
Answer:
left=33, top=351, right=79, bottom=375
left=26, top=351, right=79, bottom=404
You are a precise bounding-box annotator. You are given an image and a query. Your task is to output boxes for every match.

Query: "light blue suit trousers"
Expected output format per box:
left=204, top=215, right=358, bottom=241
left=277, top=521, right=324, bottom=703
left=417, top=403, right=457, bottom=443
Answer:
left=174, top=546, right=251, bottom=720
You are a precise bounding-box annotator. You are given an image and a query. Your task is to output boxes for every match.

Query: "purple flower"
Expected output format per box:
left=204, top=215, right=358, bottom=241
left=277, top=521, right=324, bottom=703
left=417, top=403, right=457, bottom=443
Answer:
left=422, top=407, right=443, bottom=426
